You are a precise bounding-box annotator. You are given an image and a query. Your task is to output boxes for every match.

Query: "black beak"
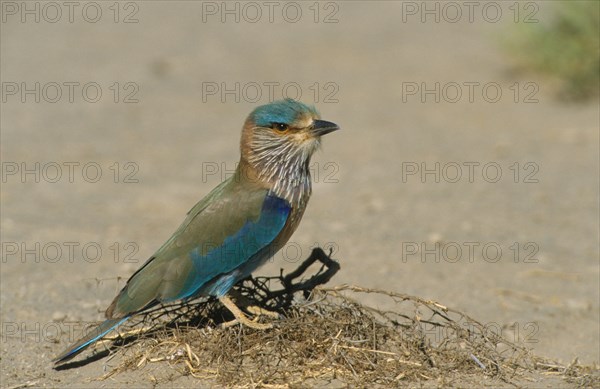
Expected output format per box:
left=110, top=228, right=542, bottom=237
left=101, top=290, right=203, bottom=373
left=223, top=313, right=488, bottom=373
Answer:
left=311, top=120, right=340, bottom=137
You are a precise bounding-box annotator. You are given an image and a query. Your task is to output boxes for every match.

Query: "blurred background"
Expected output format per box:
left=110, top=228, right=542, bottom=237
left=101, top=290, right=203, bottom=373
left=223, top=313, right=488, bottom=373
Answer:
left=1, top=1, right=598, bottom=386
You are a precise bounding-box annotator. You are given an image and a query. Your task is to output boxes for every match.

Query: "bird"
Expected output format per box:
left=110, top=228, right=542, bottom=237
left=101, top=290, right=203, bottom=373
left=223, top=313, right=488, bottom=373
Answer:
left=53, top=99, right=340, bottom=364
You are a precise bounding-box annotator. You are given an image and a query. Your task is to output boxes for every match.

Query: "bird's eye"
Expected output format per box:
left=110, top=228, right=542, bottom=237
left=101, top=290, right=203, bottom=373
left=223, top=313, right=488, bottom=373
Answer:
left=272, top=123, right=288, bottom=132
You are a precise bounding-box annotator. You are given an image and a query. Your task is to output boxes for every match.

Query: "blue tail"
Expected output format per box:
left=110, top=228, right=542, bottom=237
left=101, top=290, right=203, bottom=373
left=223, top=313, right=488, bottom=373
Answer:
left=53, top=317, right=129, bottom=364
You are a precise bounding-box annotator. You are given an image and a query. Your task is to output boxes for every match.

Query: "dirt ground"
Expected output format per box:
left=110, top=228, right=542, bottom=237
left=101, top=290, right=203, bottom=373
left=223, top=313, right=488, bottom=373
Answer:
left=1, top=1, right=598, bottom=388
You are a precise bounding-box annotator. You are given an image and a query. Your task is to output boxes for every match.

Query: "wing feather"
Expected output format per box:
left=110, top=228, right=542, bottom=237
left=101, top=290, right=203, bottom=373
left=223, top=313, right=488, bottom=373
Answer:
left=107, top=178, right=290, bottom=318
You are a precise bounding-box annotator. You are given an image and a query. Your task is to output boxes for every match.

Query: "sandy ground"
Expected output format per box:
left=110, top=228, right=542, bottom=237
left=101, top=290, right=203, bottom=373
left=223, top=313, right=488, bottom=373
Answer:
left=1, top=1, right=598, bottom=387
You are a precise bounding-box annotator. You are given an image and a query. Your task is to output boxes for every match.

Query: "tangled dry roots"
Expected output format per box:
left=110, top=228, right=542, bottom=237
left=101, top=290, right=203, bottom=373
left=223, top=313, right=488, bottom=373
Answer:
left=77, top=249, right=596, bottom=387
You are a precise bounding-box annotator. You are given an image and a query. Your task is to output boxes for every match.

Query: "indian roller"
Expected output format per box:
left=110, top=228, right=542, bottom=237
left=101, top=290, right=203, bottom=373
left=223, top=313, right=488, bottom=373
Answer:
left=53, top=99, right=339, bottom=364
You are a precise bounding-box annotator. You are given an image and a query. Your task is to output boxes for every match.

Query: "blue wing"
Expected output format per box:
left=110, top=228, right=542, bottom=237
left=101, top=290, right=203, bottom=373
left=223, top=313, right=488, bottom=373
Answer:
left=178, top=193, right=291, bottom=298
left=107, top=186, right=292, bottom=318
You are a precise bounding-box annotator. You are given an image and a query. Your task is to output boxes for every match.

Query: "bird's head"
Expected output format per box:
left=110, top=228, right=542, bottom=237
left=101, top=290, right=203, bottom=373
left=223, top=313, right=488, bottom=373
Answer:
left=239, top=99, right=339, bottom=194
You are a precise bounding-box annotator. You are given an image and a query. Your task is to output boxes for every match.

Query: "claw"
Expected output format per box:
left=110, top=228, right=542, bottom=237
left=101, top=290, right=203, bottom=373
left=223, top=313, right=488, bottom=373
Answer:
left=219, top=294, right=274, bottom=330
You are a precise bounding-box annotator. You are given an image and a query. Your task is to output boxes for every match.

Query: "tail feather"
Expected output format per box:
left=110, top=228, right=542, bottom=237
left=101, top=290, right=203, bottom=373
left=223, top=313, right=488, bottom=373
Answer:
left=53, top=317, right=129, bottom=364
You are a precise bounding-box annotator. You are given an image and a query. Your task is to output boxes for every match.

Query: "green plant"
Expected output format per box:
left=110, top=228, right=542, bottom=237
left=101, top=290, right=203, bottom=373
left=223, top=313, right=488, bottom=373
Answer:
left=506, top=1, right=599, bottom=100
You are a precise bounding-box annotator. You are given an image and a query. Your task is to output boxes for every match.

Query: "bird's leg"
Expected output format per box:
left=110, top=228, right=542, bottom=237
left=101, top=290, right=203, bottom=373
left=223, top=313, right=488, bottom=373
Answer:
left=218, top=294, right=273, bottom=330
left=246, top=305, right=280, bottom=319
left=228, top=288, right=280, bottom=319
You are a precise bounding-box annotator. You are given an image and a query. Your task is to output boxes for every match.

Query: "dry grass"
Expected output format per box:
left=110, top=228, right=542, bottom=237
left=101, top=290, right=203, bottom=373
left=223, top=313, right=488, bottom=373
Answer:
left=66, top=249, right=597, bottom=387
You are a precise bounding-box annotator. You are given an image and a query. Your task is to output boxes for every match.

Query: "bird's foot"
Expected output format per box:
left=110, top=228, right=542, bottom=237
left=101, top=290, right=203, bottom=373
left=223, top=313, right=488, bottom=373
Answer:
left=220, top=316, right=273, bottom=330
left=218, top=294, right=274, bottom=330
left=246, top=305, right=280, bottom=319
